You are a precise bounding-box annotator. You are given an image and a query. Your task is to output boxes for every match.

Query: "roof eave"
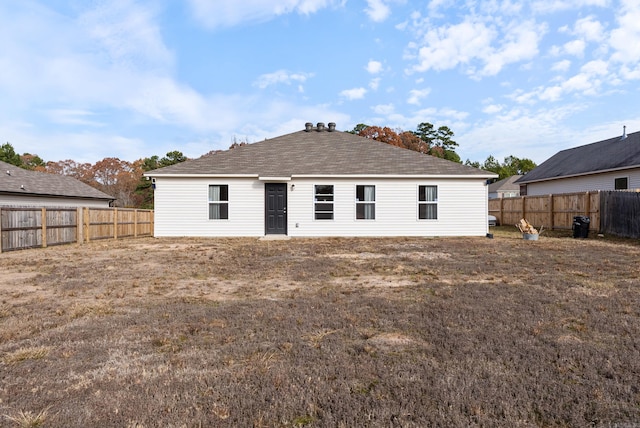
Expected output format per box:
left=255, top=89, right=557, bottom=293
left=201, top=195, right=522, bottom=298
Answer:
left=518, top=164, right=640, bottom=184
left=0, top=191, right=113, bottom=201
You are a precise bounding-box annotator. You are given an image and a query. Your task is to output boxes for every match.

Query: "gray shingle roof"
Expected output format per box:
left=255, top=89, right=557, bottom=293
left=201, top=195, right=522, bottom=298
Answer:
left=517, top=130, right=640, bottom=184
left=488, top=175, right=522, bottom=193
left=149, top=128, right=494, bottom=177
left=0, top=161, right=114, bottom=201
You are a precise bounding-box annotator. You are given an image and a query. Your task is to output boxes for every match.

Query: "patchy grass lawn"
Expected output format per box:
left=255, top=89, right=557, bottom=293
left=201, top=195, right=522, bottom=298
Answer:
left=1, top=229, right=639, bottom=427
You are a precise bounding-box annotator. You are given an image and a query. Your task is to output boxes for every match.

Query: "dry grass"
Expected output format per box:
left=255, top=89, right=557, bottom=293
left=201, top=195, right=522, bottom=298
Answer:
left=0, top=228, right=639, bottom=426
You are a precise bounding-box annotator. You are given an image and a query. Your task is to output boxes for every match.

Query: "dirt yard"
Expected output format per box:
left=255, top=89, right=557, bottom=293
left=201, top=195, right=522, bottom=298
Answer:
left=1, top=229, right=639, bottom=427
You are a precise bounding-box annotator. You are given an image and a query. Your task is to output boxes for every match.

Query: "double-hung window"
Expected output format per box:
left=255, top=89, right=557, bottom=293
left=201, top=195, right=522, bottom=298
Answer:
left=314, top=185, right=334, bottom=220
left=615, top=177, right=628, bottom=190
left=208, top=185, right=229, bottom=220
left=356, top=185, right=375, bottom=220
left=418, top=185, right=438, bottom=220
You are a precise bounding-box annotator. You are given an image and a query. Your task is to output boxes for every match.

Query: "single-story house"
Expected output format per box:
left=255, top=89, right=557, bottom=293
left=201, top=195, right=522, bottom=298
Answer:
left=488, top=175, right=522, bottom=199
left=0, top=160, right=113, bottom=208
left=146, top=122, right=497, bottom=238
left=516, top=128, right=640, bottom=196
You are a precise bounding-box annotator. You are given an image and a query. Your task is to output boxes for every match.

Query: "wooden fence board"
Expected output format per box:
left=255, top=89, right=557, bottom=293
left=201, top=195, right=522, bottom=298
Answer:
left=489, top=191, right=600, bottom=231
left=0, top=207, right=153, bottom=252
left=600, top=191, right=640, bottom=238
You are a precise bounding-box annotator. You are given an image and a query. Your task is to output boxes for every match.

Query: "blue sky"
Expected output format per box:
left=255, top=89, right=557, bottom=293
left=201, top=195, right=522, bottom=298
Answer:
left=1, top=0, right=639, bottom=165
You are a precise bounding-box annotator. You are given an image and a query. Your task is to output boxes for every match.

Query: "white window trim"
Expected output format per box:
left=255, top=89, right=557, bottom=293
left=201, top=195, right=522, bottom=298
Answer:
left=314, top=184, right=335, bottom=221
left=355, top=185, right=376, bottom=220
left=208, top=184, right=229, bottom=220
left=417, top=185, right=438, bottom=220
left=614, top=176, right=629, bottom=190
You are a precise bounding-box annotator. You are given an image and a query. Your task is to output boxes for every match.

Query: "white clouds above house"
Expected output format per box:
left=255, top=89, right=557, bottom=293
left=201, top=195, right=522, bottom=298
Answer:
left=1, top=0, right=639, bottom=167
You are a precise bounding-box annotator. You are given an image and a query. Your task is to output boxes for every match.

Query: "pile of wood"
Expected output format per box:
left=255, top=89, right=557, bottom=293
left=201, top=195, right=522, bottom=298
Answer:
left=516, top=218, right=538, bottom=234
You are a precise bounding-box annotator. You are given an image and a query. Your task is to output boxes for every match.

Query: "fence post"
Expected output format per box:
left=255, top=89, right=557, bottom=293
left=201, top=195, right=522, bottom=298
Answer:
left=150, top=210, right=154, bottom=237
left=522, top=196, right=526, bottom=220
left=76, top=207, right=82, bottom=244
left=84, top=207, right=90, bottom=243
left=41, top=208, right=47, bottom=248
left=0, top=208, right=3, bottom=253
left=113, top=208, right=118, bottom=240
left=548, top=194, right=554, bottom=230
left=134, top=209, right=138, bottom=238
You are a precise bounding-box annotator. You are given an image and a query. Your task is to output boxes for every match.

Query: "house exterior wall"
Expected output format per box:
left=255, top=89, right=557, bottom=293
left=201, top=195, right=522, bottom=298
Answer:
left=153, top=176, right=490, bottom=237
left=524, top=168, right=640, bottom=196
left=0, top=194, right=111, bottom=208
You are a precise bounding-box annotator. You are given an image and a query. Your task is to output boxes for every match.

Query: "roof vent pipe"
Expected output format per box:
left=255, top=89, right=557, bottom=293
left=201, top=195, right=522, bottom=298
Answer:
left=328, top=122, right=336, bottom=132
left=622, top=125, right=627, bottom=140
left=316, top=122, right=325, bottom=132
left=304, top=122, right=313, bottom=132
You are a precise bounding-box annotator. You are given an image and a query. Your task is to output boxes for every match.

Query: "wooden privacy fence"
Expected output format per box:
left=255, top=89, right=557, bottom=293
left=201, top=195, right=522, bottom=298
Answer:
left=489, top=190, right=640, bottom=238
left=0, top=207, right=153, bottom=252
left=489, top=191, right=600, bottom=232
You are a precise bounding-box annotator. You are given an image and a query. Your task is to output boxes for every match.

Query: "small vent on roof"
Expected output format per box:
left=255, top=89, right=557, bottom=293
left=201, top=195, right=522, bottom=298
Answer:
left=316, top=122, right=325, bottom=132
left=621, top=125, right=627, bottom=140
left=6, top=170, right=10, bottom=176
left=304, top=122, right=313, bottom=132
left=328, top=122, right=336, bottom=132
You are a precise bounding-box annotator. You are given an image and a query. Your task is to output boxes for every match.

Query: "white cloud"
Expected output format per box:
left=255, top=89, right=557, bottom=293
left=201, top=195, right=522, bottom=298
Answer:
left=369, top=77, right=381, bottom=90
left=253, top=70, right=313, bottom=89
left=482, top=104, right=504, bottom=114
left=186, top=0, right=342, bottom=29
left=372, top=104, right=395, bottom=115
left=364, top=0, right=391, bottom=22
left=609, top=1, right=640, bottom=64
left=79, top=0, right=173, bottom=69
left=573, top=15, right=605, bottom=42
left=531, top=0, right=609, bottom=14
left=366, top=60, right=383, bottom=74
left=407, top=88, right=431, bottom=105
left=406, top=17, right=543, bottom=77
left=46, top=109, right=104, bottom=127
left=340, top=87, right=367, bottom=100
left=552, top=59, right=572, bottom=72
left=563, top=39, right=586, bottom=57
left=581, top=59, right=608, bottom=75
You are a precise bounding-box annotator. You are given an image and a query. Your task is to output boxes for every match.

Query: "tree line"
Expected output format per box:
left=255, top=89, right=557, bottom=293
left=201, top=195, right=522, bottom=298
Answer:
left=350, top=123, right=537, bottom=180
left=0, top=142, right=186, bottom=209
left=2, top=123, right=535, bottom=208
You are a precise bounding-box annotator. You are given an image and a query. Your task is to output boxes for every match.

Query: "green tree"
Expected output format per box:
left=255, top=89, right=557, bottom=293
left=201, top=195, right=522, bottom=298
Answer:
left=20, top=153, right=46, bottom=171
left=0, top=143, right=23, bottom=167
left=347, top=123, right=369, bottom=135
left=135, top=151, right=187, bottom=209
left=473, top=155, right=537, bottom=180
left=414, top=123, right=460, bottom=163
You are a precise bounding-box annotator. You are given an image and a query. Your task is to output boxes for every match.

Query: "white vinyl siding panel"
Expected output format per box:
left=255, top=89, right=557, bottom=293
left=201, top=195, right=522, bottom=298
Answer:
left=525, top=169, right=640, bottom=195
left=153, top=177, right=489, bottom=237
left=287, top=178, right=488, bottom=237
left=154, top=178, right=265, bottom=237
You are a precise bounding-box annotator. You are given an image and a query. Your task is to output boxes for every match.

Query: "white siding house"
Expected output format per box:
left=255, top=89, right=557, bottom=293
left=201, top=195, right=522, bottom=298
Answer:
left=0, top=161, right=113, bottom=208
left=517, top=128, right=640, bottom=196
left=148, top=123, right=496, bottom=238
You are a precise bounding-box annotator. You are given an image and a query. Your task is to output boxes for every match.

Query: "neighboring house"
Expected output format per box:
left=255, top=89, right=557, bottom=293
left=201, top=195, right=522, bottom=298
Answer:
left=516, top=128, right=640, bottom=196
left=0, top=160, right=114, bottom=208
left=146, top=122, right=497, bottom=238
left=488, top=175, right=522, bottom=199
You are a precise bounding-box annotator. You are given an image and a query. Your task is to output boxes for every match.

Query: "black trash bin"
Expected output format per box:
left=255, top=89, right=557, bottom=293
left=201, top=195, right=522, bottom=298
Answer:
left=572, top=216, right=590, bottom=238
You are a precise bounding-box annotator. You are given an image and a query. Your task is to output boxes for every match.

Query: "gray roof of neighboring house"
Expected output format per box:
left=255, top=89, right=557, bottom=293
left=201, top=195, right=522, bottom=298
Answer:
left=148, top=125, right=495, bottom=178
left=517, top=129, right=640, bottom=184
left=488, top=175, right=522, bottom=193
left=0, top=161, right=114, bottom=201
